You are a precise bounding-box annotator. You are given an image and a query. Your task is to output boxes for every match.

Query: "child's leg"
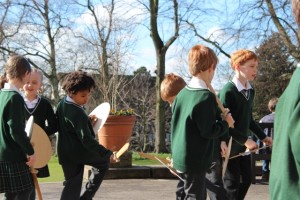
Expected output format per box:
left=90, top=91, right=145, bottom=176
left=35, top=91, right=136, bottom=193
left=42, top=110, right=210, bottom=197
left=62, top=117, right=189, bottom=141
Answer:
left=180, top=171, right=207, bottom=200
left=238, top=156, right=252, bottom=200
left=3, top=187, right=35, bottom=200
left=223, top=157, right=241, bottom=200
left=60, top=163, right=84, bottom=200
left=80, top=158, right=109, bottom=200
left=176, top=178, right=185, bottom=200
left=206, top=156, right=229, bottom=200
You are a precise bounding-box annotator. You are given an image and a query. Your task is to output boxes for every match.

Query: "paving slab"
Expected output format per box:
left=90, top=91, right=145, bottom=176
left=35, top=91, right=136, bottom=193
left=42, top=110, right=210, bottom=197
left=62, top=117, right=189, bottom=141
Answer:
left=0, top=179, right=270, bottom=200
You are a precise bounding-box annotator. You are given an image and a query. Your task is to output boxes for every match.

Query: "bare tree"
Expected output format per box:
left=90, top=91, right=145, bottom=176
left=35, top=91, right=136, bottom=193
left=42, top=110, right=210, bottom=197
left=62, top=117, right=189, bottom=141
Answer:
left=0, top=0, right=76, bottom=103
left=220, top=0, right=299, bottom=62
left=0, top=0, right=28, bottom=65
left=130, top=68, right=156, bottom=152
left=147, top=0, right=179, bottom=152
left=73, top=0, right=138, bottom=111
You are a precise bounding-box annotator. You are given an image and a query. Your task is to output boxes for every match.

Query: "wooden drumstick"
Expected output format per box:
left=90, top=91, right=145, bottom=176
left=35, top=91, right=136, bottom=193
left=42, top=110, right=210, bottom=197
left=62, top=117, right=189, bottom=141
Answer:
left=205, top=81, right=227, bottom=114
left=31, top=168, right=43, bottom=200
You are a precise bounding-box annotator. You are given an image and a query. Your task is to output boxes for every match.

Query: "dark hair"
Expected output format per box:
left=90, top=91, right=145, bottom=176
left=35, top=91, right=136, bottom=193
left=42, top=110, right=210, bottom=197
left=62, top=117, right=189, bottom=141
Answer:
left=62, top=71, right=95, bottom=94
left=5, top=55, right=31, bottom=80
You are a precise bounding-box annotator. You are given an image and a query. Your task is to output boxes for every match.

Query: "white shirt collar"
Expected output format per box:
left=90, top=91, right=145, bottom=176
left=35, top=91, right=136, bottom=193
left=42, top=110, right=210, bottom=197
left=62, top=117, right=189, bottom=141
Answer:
left=188, top=76, right=208, bottom=89
left=3, top=83, right=22, bottom=95
left=66, top=95, right=84, bottom=108
left=232, top=76, right=252, bottom=92
left=66, top=95, right=75, bottom=103
left=24, top=96, right=40, bottom=109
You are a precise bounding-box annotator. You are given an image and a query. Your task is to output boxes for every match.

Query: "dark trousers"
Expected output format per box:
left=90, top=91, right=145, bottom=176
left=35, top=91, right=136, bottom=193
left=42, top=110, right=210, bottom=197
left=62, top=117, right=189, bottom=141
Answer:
left=3, top=187, right=35, bottom=200
left=223, top=155, right=252, bottom=200
left=206, top=156, right=229, bottom=200
left=176, top=171, right=207, bottom=200
left=60, top=160, right=109, bottom=200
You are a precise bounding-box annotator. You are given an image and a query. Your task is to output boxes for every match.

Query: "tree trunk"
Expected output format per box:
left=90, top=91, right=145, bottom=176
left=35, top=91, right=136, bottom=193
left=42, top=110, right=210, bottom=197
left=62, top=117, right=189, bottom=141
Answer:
left=154, top=53, right=166, bottom=153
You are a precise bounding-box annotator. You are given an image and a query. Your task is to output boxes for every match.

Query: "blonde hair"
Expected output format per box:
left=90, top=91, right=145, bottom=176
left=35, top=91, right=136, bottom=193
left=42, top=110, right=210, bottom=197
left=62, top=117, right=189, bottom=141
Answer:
left=292, top=0, right=300, bottom=27
left=31, top=68, right=43, bottom=82
left=230, top=49, right=258, bottom=70
left=160, top=73, right=186, bottom=101
left=188, top=44, right=218, bottom=76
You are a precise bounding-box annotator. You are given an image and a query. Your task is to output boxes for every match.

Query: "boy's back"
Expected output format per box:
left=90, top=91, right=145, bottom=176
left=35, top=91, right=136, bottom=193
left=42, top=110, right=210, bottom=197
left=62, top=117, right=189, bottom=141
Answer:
left=172, top=85, right=228, bottom=173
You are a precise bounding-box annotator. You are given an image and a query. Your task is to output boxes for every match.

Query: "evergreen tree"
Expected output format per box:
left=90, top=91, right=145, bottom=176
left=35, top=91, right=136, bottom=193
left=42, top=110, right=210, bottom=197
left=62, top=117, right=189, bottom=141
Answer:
left=254, top=32, right=295, bottom=119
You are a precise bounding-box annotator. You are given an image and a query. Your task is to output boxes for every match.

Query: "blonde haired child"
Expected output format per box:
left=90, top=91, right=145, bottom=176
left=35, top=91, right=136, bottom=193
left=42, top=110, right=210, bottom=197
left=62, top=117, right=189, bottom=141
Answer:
left=23, top=68, right=57, bottom=178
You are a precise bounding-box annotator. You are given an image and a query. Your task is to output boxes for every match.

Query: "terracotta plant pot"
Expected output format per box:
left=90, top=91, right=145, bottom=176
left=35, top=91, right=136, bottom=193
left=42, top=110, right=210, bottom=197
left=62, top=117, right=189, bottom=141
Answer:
left=98, top=115, right=136, bottom=152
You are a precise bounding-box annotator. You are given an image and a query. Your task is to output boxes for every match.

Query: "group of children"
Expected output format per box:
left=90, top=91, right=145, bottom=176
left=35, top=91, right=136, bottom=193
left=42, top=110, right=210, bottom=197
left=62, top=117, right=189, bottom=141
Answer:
left=160, top=45, right=273, bottom=200
left=0, top=55, right=118, bottom=200
left=1, top=1, right=300, bottom=199
left=159, top=1, right=300, bottom=200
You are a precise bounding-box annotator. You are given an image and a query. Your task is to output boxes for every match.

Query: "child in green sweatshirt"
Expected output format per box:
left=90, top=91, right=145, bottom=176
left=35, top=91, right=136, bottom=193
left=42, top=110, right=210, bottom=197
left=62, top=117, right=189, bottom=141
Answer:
left=269, top=0, right=300, bottom=199
left=219, top=49, right=272, bottom=200
left=171, top=44, right=234, bottom=199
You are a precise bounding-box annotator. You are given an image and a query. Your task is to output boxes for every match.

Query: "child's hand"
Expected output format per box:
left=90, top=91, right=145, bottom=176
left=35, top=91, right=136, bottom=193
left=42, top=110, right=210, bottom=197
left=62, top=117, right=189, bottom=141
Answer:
left=89, top=115, right=98, bottom=126
left=262, top=136, right=273, bottom=147
left=225, top=113, right=235, bottom=128
left=110, top=152, right=120, bottom=163
left=26, top=154, right=36, bottom=167
left=166, top=157, right=173, bottom=168
left=244, top=139, right=258, bottom=150
left=220, top=141, right=228, bottom=157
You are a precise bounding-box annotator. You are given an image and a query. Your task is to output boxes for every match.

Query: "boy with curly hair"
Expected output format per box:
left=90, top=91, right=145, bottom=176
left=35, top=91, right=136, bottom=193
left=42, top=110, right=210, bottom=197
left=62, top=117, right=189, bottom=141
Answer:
left=56, top=71, right=118, bottom=200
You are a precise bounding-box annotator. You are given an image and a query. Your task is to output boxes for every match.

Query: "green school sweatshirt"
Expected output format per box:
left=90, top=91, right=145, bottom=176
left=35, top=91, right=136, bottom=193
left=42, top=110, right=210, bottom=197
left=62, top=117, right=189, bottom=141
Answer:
left=171, top=86, right=229, bottom=173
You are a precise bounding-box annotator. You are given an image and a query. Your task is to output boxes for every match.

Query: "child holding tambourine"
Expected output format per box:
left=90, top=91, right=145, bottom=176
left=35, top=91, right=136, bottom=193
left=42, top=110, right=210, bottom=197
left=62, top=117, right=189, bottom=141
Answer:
left=56, top=71, right=119, bottom=200
left=23, top=68, right=57, bottom=178
left=0, top=55, right=36, bottom=199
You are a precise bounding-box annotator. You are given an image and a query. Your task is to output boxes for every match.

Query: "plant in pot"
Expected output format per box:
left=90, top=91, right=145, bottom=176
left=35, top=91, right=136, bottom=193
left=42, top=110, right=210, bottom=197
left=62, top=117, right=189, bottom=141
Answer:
left=97, top=108, right=136, bottom=168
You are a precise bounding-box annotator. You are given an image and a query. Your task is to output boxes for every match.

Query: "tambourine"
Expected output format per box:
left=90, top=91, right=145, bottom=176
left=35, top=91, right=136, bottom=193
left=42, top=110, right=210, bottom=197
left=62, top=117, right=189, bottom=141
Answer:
left=89, top=102, right=110, bottom=134
left=25, top=116, right=52, bottom=168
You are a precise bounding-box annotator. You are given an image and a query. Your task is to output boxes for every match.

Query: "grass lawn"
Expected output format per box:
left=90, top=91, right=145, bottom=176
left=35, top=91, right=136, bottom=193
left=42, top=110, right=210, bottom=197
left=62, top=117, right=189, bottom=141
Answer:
left=38, top=152, right=171, bottom=183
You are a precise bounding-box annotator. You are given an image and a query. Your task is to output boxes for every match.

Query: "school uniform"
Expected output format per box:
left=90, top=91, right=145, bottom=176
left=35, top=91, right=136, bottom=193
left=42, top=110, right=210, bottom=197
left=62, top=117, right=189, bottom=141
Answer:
left=24, top=96, right=57, bottom=178
left=0, top=83, right=35, bottom=199
left=218, top=77, right=266, bottom=200
left=171, top=77, right=229, bottom=200
left=269, top=67, right=300, bottom=200
left=206, top=114, right=229, bottom=200
left=56, top=96, right=112, bottom=200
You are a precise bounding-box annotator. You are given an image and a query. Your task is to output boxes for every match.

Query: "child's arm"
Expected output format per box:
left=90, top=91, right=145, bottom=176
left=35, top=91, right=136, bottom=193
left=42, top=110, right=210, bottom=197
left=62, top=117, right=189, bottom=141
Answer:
left=9, top=94, right=35, bottom=156
left=44, top=100, right=58, bottom=136
left=73, top=114, right=112, bottom=158
left=195, top=92, right=229, bottom=139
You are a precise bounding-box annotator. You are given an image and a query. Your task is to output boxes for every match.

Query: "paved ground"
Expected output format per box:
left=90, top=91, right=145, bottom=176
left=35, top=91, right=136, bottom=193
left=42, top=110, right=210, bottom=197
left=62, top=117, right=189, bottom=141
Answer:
left=0, top=165, right=270, bottom=199
left=0, top=179, right=269, bottom=200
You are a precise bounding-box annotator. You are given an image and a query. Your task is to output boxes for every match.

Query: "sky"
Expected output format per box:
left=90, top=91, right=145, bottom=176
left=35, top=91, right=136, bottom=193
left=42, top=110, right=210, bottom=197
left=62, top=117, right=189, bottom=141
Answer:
left=2, top=0, right=290, bottom=90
